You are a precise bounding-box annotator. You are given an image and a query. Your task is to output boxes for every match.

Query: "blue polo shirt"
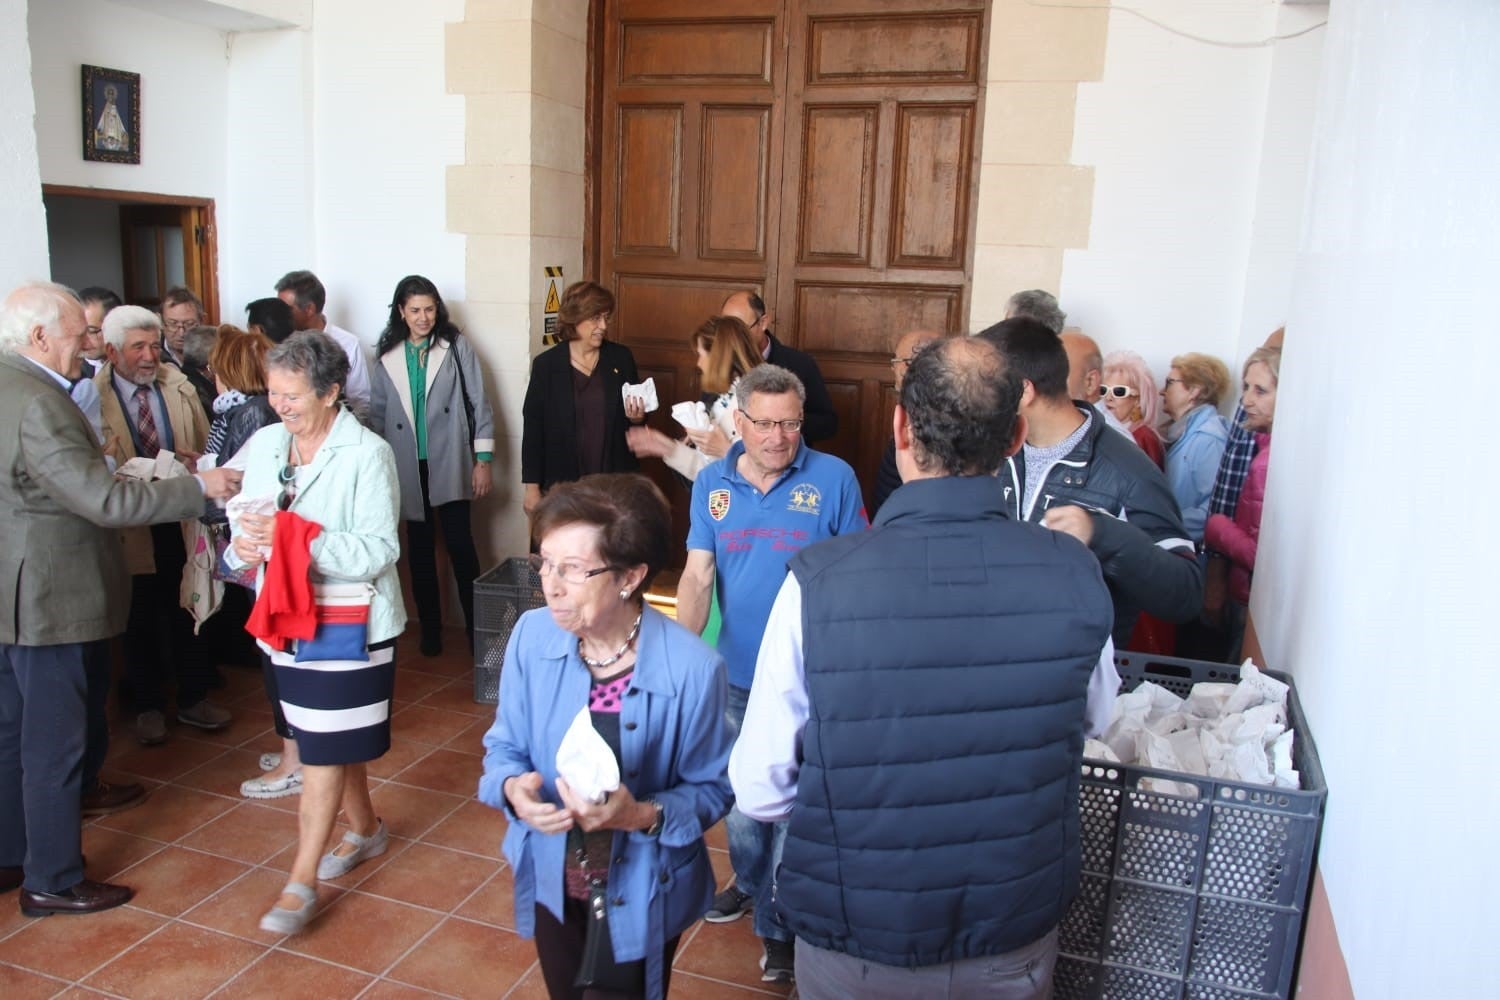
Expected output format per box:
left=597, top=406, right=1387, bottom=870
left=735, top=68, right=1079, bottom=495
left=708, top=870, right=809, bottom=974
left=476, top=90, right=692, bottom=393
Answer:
left=688, top=439, right=866, bottom=689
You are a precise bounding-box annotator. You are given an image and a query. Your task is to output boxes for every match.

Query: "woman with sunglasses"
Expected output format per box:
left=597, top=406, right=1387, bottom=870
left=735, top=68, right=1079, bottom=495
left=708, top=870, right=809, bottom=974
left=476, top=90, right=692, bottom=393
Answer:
left=1099, top=350, right=1166, bottom=470
left=1161, top=352, right=1232, bottom=543
left=481, top=474, right=732, bottom=999
left=229, top=331, right=406, bottom=935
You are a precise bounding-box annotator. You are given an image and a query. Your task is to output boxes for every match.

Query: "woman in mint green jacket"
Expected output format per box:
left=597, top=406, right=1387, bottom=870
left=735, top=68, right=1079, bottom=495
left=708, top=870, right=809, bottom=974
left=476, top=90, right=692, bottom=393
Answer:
left=229, top=331, right=406, bottom=936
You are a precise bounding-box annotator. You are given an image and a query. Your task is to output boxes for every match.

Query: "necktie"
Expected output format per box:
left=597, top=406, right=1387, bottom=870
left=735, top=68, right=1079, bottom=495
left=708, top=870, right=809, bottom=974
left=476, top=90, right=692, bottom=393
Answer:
left=134, top=385, right=160, bottom=458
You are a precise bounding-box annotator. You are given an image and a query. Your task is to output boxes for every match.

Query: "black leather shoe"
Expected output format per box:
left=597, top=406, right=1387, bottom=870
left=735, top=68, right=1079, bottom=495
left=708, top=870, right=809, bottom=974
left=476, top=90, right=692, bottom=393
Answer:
left=19, top=879, right=133, bottom=916
left=81, top=779, right=148, bottom=817
left=0, top=867, right=21, bottom=893
left=420, top=633, right=443, bottom=657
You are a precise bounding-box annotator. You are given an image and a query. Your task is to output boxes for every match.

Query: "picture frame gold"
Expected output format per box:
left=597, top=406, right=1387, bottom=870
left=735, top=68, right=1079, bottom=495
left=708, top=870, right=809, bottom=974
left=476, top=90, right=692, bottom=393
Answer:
left=82, top=64, right=140, bottom=164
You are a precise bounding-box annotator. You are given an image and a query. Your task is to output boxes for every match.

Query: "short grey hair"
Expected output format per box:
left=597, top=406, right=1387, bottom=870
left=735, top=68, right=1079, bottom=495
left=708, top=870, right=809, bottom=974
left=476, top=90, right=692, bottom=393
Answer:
left=734, top=363, right=805, bottom=410
left=102, top=304, right=162, bottom=351
left=1005, top=289, right=1066, bottom=334
left=183, top=325, right=219, bottom=368
left=0, top=281, right=79, bottom=354
left=267, top=330, right=349, bottom=399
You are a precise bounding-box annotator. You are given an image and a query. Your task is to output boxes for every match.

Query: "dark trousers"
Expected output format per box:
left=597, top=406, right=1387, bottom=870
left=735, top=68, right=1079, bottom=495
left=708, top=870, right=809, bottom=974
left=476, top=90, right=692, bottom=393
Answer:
left=533, top=900, right=681, bottom=1000
left=123, top=523, right=213, bottom=713
left=81, top=640, right=113, bottom=790
left=0, top=640, right=99, bottom=892
left=794, top=928, right=1058, bottom=1000
left=408, top=460, right=480, bottom=643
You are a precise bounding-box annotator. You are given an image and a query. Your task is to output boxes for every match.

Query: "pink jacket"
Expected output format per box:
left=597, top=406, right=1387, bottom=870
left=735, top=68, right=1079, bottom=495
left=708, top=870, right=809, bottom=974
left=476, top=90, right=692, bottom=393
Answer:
left=1205, top=433, right=1270, bottom=604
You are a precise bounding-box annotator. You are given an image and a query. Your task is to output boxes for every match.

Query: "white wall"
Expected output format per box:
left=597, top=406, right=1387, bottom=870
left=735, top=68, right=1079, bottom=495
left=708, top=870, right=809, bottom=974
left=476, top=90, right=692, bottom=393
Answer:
left=44, top=194, right=124, bottom=292
left=1258, top=1, right=1499, bottom=995
left=221, top=26, right=312, bottom=323
left=29, top=0, right=229, bottom=200
left=304, top=0, right=466, bottom=347
left=1063, top=0, right=1324, bottom=380
left=0, top=0, right=50, bottom=289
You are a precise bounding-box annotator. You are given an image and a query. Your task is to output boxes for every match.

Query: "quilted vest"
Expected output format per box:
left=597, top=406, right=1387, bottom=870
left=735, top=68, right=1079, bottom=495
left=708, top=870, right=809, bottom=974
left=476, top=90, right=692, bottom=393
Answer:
left=779, top=474, right=1114, bottom=967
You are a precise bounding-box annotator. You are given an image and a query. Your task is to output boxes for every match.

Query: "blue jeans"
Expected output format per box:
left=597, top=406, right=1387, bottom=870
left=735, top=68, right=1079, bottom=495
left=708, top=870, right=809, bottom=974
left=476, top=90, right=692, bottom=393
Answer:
left=725, top=684, right=791, bottom=943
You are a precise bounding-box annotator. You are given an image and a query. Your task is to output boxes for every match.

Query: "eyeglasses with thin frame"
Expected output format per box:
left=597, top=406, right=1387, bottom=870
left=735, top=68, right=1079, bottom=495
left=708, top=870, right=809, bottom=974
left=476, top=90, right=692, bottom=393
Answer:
left=163, top=318, right=198, bottom=332
left=527, top=553, right=615, bottom=585
left=84, top=325, right=103, bottom=338
left=890, top=355, right=917, bottom=368
left=1099, top=384, right=1138, bottom=399
left=1163, top=378, right=1184, bottom=389
left=740, top=414, right=804, bottom=434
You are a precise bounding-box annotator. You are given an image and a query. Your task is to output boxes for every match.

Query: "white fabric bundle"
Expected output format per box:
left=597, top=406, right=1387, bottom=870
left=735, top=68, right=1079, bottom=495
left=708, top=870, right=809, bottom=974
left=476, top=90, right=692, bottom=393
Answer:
left=555, top=706, right=620, bottom=805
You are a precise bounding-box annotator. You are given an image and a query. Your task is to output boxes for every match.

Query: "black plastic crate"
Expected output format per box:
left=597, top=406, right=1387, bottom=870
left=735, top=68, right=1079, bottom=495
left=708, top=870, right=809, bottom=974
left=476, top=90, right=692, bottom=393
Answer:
left=1057, top=652, right=1327, bottom=1000
left=472, top=557, right=544, bottom=704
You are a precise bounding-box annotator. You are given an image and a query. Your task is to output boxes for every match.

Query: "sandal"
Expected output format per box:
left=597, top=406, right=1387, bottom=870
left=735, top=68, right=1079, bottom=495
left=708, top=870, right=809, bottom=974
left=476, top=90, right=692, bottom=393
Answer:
left=240, top=770, right=302, bottom=799
left=258, top=880, right=317, bottom=934
left=317, top=819, right=389, bottom=879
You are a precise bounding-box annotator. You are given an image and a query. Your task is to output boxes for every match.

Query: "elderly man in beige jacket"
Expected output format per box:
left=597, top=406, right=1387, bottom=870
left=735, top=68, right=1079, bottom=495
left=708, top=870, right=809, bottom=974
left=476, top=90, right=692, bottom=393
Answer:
left=95, top=305, right=227, bottom=746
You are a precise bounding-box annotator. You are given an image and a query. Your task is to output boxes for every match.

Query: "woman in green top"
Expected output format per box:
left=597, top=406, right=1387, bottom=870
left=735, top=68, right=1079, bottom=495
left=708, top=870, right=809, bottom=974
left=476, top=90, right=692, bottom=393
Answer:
left=370, top=275, right=494, bottom=656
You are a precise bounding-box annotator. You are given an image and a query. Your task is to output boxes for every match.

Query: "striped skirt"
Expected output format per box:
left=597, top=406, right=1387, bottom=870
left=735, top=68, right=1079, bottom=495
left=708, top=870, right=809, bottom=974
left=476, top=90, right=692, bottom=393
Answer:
left=270, top=637, right=396, bottom=765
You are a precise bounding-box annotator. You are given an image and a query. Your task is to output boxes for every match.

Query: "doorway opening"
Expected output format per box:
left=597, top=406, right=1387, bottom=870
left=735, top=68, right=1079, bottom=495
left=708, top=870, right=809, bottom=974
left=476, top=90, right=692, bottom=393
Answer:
left=42, top=184, right=220, bottom=322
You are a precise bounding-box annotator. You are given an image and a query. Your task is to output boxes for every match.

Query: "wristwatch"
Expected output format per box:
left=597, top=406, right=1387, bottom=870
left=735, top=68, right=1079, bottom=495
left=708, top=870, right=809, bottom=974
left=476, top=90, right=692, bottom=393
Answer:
left=644, top=799, right=664, bottom=837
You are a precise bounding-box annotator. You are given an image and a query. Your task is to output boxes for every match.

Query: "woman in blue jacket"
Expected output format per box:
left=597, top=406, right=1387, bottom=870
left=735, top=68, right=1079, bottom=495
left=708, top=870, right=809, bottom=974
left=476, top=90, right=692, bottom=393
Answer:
left=480, top=474, right=732, bottom=1000
left=1162, top=352, right=1232, bottom=543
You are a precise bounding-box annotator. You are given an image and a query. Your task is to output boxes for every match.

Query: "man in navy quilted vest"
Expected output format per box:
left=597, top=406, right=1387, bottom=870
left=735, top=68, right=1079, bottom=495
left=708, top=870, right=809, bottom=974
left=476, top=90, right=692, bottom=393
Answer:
left=729, top=335, right=1119, bottom=999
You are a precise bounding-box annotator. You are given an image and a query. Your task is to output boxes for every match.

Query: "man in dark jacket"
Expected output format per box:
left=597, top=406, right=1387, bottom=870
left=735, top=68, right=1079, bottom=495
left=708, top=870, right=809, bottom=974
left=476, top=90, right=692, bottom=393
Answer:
left=980, top=317, right=1204, bottom=646
left=721, top=290, right=838, bottom=442
left=730, top=336, right=1116, bottom=996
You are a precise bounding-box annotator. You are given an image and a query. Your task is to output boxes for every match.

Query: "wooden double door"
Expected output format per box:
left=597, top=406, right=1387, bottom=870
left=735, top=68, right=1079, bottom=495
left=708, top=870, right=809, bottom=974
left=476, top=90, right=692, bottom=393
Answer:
left=591, top=0, right=989, bottom=548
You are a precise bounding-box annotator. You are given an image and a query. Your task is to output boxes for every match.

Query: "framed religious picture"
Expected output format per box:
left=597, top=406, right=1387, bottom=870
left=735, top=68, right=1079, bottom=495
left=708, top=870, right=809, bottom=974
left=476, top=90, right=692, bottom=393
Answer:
left=81, top=65, right=140, bottom=164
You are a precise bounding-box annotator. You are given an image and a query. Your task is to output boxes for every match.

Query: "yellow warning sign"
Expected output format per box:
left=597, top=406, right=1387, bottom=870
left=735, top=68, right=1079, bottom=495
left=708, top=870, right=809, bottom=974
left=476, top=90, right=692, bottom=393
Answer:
left=541, top=266, right=564, bottom=346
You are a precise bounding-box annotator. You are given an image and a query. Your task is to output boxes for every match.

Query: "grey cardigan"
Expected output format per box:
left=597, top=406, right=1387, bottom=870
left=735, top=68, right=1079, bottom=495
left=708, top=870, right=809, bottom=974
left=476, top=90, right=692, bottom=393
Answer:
left=369, top=334, right=495, bottom=522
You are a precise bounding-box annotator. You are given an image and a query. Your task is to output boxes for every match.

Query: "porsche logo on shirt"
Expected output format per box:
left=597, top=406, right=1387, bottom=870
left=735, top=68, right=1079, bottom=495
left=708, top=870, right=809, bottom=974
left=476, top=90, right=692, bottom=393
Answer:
left=708, top=489, right=731, bottom=521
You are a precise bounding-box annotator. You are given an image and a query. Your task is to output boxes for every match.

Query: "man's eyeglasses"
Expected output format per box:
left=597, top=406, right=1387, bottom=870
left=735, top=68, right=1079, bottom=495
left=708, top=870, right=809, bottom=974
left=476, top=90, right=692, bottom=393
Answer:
left=527, top=553, right=614, bottom=585
left=741, top=414, right=804, bottom=434
left=163, top=319, right=197, bottom=332
left=1099, top=384, right=1139, bottom=399
left=84, top=325, right=103, bottom=337
left=277, top=463, right=297, bottom=511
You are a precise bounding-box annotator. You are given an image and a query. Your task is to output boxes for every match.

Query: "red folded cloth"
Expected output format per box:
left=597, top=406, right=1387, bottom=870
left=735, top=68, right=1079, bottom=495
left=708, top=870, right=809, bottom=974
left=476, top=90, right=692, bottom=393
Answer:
left=244, top=510, right=324, bottom=652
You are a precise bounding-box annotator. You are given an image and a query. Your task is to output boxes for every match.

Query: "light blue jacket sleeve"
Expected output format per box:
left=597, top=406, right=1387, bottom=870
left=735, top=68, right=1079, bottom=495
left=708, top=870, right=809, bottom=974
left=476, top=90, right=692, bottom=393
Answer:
left=307, top=439, right=401, bottom=582
left=1167, top=409, right=1228, bottom=542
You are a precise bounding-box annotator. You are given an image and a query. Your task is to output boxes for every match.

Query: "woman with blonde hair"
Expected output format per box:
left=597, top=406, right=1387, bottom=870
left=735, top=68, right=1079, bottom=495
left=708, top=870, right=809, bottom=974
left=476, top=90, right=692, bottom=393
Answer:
left=1205, top=346, right=1281, bottom=661
left=627, top=315, right=760, bottom=481
left=1100, top=350, right=1165, bottom=469
left=1162, top=352, right=1231, bottom=543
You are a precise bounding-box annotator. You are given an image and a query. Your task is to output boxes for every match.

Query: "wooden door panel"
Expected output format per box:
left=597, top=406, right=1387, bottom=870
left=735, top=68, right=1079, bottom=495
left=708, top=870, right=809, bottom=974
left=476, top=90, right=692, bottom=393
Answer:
left=793, top=281, right=964, bottom=355
left=620, top=18, right=776, bottom=84
left=890, top=103, right=974, bottom=268
left=806, top=11, right=983, bottom=84
left=797, top=105, right=879, bottom=264
left=617, top=106, right=684, bottom=255
left=699, top=105, right=773, bottom=260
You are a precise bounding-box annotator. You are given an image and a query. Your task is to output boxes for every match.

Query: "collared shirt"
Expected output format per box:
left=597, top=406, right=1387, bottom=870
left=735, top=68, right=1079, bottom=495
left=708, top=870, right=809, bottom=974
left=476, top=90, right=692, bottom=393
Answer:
left=687, top=439, right=866, bottom=689
left=111, top=370, right=173, bottom=454
left=729, top=575, right=1121, bottom=823
left=322, top=322, right=372, bottom=414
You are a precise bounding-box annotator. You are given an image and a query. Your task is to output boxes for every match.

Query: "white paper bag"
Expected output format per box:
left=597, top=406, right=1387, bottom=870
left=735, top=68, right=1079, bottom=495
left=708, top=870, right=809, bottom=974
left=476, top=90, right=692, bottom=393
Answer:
left=555, top=706, right=621, bottom=805
left=670, top=400, right=711, bottom=431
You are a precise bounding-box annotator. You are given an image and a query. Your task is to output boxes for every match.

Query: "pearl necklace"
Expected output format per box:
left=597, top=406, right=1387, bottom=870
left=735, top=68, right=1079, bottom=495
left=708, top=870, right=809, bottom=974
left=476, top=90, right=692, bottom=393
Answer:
left=579, top=612, right=642, bottom=671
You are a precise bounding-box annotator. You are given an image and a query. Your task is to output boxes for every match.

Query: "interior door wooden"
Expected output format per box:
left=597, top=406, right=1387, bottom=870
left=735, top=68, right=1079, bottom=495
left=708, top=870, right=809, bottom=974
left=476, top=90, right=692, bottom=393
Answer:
left=594, top=0, right=987, bottom=552
left=598, top=0, right=789, bottom=552
left=774, top=0, right=987, bottom=502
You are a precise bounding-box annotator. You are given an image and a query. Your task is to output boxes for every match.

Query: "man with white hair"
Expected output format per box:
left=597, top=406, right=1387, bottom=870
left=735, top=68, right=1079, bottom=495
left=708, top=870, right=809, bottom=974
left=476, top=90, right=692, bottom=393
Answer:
left=95, top=305, right=228, bottom=746
left=0, top=282, right=240, bottom=915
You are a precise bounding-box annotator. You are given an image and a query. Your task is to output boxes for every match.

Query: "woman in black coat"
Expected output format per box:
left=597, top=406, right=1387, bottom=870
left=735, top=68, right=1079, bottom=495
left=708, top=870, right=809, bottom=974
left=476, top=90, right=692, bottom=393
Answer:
left=521, top=281, right=644, bottom=513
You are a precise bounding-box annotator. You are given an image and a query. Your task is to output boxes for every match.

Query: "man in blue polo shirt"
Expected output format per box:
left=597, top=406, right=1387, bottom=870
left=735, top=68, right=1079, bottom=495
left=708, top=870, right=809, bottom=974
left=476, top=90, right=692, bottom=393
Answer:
left=678, top=363, right=865, bottom=984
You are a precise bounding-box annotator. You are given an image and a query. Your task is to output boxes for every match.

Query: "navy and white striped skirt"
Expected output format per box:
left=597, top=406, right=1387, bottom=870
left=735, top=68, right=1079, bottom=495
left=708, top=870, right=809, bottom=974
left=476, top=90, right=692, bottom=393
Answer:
left=271, top=637, right=397, bottom=765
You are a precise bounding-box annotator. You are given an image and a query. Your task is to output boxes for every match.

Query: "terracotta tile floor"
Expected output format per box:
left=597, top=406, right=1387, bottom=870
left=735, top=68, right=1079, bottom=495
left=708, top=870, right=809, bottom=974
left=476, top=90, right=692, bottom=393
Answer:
left=0, top=628, right=791, bottom=999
